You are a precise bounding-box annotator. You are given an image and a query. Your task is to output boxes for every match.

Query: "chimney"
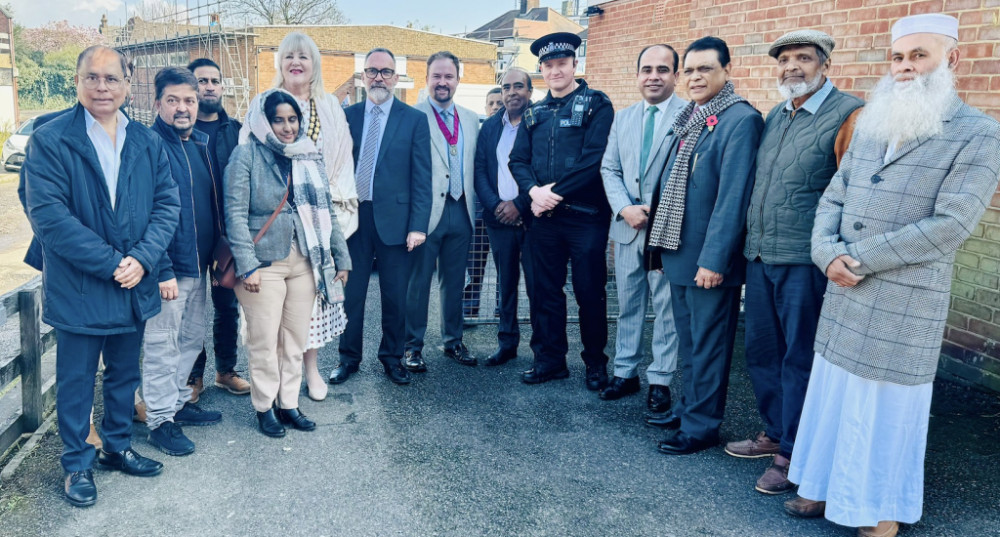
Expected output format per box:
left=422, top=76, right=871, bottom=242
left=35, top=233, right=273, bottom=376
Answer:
left=520, top=0, right=540, bottom=14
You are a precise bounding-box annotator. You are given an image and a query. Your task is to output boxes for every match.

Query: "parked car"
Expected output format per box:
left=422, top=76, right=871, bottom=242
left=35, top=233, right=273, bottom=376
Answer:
left=3, top=118, right=35, bottom=171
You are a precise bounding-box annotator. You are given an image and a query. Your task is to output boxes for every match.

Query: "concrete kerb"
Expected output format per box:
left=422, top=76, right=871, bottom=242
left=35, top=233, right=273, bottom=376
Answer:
left=0, top=410, right=56, bottom=484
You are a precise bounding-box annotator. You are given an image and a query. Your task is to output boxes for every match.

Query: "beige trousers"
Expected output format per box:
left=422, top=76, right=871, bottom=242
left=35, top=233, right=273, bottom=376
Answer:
left=235, top=245, right=316, bottom=412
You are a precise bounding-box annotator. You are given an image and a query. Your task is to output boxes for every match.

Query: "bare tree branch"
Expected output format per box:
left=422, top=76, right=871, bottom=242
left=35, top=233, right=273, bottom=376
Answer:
left=224, top=0, right=348, bottom=25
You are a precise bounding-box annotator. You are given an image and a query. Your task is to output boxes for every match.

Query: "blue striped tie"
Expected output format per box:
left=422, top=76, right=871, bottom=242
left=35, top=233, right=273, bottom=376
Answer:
left=444, top=110, right=463, bottom=200
left=356, top=106, right=382, bottom=202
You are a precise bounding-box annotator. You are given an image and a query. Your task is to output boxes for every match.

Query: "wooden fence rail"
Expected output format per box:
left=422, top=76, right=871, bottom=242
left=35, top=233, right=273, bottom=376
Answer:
left=0, top=276, right=57, bottom=458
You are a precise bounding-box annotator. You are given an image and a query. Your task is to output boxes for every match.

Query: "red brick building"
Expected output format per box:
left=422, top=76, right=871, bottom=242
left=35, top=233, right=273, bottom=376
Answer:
left=586, top=0, right=1000, bottom=392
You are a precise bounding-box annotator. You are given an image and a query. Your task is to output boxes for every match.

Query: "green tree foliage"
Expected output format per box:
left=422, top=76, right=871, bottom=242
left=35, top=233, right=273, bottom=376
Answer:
left=14, top=21, right=107, bottom=109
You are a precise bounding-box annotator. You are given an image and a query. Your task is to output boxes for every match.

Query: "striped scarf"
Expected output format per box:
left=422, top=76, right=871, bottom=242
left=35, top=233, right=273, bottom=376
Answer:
left=648, top=81, right=746, bottom=250
left=246, top=89, right=340, bottom=302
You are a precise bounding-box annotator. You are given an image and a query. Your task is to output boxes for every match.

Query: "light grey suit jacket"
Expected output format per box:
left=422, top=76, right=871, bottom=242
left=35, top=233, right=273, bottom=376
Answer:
left=602, top=95, right=688, bottom=245
left=812, top=95, right=1000, bottom=386
left=225, top=140, right=351, bottom=276
left=416, top=100, right=480, bottom=234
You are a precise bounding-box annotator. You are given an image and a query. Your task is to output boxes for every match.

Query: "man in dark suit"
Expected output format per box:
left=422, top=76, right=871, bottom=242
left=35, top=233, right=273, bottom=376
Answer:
left=331, top=47, right=433, bottom=385
left=646, top=37, right=764, bottom=455
left=474, top=67, right=537, bottom=366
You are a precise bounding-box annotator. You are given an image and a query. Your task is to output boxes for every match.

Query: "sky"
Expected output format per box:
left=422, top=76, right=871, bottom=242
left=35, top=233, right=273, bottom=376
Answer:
left=8, top=0, right=570, bottom=34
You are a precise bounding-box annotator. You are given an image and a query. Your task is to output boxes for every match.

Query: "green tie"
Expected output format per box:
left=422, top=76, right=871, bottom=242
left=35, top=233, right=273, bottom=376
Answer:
left=639, top=105, right=659, bottom=180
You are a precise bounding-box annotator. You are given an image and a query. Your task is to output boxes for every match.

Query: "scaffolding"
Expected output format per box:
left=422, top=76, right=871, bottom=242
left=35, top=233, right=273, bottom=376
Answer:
left=106, top=0, right=253, bottom=123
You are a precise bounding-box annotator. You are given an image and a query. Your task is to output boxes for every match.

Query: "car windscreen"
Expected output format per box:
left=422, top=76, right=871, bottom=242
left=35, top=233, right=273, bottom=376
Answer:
left=16, top=119, right=34, bottom=135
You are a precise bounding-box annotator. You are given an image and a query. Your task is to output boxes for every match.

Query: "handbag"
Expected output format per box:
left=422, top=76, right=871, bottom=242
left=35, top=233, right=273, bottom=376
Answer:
left=212, top=177, right=290, bottom=289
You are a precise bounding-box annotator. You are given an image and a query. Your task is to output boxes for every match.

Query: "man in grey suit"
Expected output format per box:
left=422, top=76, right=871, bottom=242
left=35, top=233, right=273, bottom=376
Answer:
left=785, top=15, right=1000, bottom=536
left=646, top=37, right=764, bottom=455
left=599, top=44, right=684, bottom=423
left=331, top=47, right=432, bottom=386
left=404, top=51, right=481, bottom=371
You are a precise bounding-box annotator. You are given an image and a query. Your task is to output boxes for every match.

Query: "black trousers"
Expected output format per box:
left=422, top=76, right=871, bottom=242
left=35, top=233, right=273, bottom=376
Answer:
left=486, top=223, right=539, bottom=354
left=190, top=284, right=239, bottom=381
left=670, top=284, right=741, bottom=442
left=338, top=201, right=412, bottom=365
left=528, top=211, right=610, bottom=372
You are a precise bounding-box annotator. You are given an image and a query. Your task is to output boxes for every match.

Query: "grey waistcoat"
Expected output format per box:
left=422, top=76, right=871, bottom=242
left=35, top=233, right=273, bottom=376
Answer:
left=744, top=87, right=864, bottom=265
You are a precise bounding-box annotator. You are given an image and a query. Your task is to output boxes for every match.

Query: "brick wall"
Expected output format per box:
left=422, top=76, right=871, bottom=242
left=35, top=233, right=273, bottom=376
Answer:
left=587, top=0, right=1000, bottom=392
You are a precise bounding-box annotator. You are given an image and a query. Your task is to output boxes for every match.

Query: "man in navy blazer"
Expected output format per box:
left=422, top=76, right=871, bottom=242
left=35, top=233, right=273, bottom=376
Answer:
left=331, top=47, right=433, bottom=386
left=473, top=67, right=538, bottom=366
left=23, top=46, right=180, bottom=506
left=646, top=37, right=764, bottom=455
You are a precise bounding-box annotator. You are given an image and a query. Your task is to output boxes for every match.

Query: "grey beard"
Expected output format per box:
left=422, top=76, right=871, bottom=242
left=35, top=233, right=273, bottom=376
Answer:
left=778, top=72, right=825, bottom=101
left=854, top=60, right=957, bottom=146
left=368, top=86, right=391, bottom=104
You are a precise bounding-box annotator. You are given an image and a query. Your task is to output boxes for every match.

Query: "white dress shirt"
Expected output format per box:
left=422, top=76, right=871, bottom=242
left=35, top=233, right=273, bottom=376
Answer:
left=496, top=110, right=520, bottom=201
left=84, top=108, right=128, bottom=209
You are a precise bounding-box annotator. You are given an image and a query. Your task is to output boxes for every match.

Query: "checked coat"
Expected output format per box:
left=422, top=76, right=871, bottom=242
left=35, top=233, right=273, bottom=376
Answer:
left=811, top=95, right=1000, bottom=386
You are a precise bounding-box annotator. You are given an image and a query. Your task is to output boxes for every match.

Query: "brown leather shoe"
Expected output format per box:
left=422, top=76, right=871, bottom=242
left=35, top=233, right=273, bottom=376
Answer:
left=215, top=371, right=251, bottom=395
left=188, top=377, right=204, bottom=403
left=784, top=496, right=826, bottom=518
left=133, top=401, right=147, bottom=423
left=755, top=454, right=794, bottom=495
left=724, top=431, right=780, bottom=459
left=858, top=521, right=899, bottom=537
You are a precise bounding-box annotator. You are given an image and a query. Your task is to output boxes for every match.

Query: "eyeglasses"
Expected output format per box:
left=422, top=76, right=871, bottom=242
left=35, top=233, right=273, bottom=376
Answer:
left=81, top=74, right=128, bottom=90
left=364, top=68, right=395, bottom=79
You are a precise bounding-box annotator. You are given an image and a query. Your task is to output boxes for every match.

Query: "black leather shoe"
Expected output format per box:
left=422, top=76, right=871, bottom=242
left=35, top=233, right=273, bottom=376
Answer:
left=585, top=365, right=609, bottom=391
left=329, top=362, right=359, bottom=384
left=277, top=408, right=316, bottom=431
left=599, top=376, right=641, bottom=400
left=521, top=366, right=570, bottom=384
left=383, top=361, right=412, bottom=384
left=646, top=410, right=681, bottom=430
left=64, top=470, right=97, bottom=507
left=97, top=447, right=163, bottom=476
left=444, top=343, right=477, bottom=366
left=657, top=431, right=717, bottom=455
left=647, top=384, right=672, bottom=414
left=402, top=350, right=427, bottom=372
left=256, top=409, right=286, bottom=438
left=484, top=348, right=517, bottom=367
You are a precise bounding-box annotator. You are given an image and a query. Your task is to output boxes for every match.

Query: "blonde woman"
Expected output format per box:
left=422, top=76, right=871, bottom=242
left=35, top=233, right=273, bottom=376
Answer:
left=241, top=32, right=358, bottom=401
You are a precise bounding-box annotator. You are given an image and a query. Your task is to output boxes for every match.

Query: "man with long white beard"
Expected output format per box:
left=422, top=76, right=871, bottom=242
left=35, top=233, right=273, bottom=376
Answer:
left=783, top=14, right=1000, bottom=537
left=727, top=30, right=863, bottom=495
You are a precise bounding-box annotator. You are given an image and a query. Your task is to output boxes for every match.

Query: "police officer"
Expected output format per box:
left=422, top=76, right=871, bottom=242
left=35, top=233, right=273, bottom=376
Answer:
left=508, top=32, right=615, bottom=389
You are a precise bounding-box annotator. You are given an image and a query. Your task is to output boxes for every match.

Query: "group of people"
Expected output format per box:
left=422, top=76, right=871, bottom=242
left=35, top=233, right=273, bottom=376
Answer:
left=18, top=12, right=1000, bottom=537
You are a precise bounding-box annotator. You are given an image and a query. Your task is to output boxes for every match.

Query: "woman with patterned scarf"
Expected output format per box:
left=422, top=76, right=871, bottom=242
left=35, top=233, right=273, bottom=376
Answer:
left=241, top=32, right=359, bottom=402
left=227, top=89, right=352, bottom=438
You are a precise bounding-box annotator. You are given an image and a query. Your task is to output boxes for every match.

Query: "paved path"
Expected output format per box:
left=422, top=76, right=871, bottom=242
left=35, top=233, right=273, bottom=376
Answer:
left=1, top=280, right=999, bottom=537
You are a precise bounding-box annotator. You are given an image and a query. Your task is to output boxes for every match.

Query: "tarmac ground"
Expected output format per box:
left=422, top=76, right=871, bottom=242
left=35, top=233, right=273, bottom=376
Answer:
left=0, top=275, right=999, bottom=537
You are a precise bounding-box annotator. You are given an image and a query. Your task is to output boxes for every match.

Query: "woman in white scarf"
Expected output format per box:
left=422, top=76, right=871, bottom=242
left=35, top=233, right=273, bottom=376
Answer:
left=241, top=31, right=358, bottom=401
left=229, top=89, right=350, bottom=437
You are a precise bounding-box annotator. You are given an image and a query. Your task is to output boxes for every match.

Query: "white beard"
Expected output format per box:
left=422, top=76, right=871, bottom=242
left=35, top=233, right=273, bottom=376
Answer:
left=854, top=60, right=957, bottom=146
left=777, top=71, right=825, bottom=101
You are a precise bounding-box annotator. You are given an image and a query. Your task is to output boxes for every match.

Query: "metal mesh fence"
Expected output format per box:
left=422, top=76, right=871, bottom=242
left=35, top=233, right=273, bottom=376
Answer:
left=461, top=217, right=622, bottom=324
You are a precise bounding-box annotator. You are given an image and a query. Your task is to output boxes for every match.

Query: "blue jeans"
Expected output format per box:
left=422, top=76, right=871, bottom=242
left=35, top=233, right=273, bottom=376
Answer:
left=744, top=260, right=827, bottom=459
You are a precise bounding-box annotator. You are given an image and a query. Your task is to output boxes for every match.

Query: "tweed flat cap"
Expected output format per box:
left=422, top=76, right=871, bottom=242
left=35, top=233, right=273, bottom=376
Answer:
left=768, top=30, right=835, bottom=59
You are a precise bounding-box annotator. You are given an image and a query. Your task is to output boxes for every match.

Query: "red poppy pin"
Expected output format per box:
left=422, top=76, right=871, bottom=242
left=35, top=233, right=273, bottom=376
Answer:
left=706, top=115, right=719, bottom=132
